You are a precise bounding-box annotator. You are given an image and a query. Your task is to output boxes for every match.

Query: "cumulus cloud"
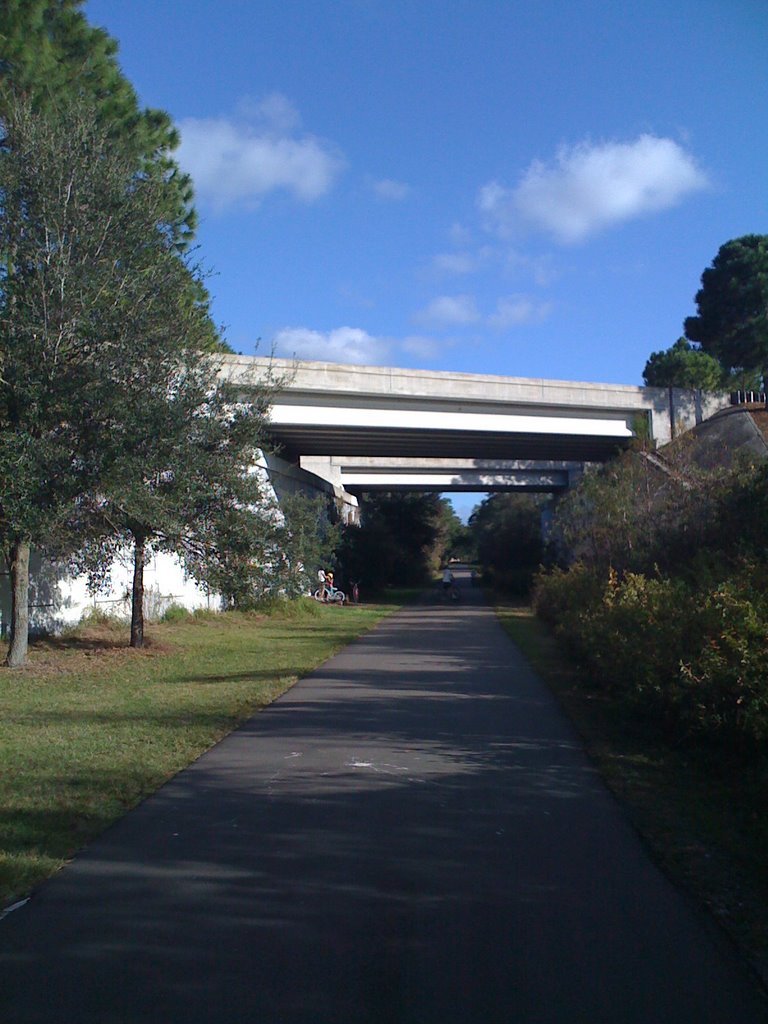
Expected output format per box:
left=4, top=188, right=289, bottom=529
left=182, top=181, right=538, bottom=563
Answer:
left=272, top=326, right=389, bottom=365
left=371, top=178, right=411, bottom=201
left=400, top=335, right=444, bottom=359
left=432, top=246, right=496, bottom=275
left=415, top=294, right=481, bottom=327
left=433, top=252, right=478, bottom=274
left=177, top=94, right=345, bottom=212
left=414, top=292, right=552, bottom=332
left=488, top=295, right=553, bottom=329
left=479, top=135, right=709, bottom=244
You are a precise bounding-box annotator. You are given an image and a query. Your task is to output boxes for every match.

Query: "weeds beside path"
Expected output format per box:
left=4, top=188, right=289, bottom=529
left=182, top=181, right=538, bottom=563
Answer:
left=495, top=600, right=768, bottom=987
left=0, top=598, right=401, bottom=906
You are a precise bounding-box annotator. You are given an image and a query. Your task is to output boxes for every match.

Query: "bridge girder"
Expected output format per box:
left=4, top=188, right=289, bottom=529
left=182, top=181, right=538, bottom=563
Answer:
left=222, top=355, right=730, bottom=495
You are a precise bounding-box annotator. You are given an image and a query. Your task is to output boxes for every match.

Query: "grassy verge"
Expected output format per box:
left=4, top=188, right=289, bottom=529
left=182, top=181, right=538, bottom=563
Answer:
left=494, top=598, right=768, bottom=984
left=0, top=596, right=401, bottom=906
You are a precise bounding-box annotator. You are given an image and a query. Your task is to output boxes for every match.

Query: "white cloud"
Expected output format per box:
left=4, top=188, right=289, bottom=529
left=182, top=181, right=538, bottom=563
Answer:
left=415, top=294, right=481, bottom=327
left=479, top=135, right=709, bottom=244
left=414, top=292, right=552, bottom=333
left=433, top=252, right=477, bottom=274
left=448, top=222, right=473, bottom=246
left=400, top=335, right=444, bottom=359
left=272, top=326, right=389, bottom=365
left=240, top=93, right=301, bottom=135
left=502, top=250, right=559, bottom=287
left=488, top=295, right=553, bottom=329
left=177, top=94, right=345, bottom=212
left=371, top=178, right=411, bottom=201
left=432, top=246, right=496, bottom=275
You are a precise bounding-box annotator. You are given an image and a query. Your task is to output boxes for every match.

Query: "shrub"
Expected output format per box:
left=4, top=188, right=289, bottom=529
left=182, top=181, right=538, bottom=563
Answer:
left=78, top=605, right=126, bottom=628
left=678, top=577, right=768, bottom=743
left=535, top=560, right=768, bottom=744
left=160, top=603, right=190, bottom=623
left=541, top=568, right=695, bottom=701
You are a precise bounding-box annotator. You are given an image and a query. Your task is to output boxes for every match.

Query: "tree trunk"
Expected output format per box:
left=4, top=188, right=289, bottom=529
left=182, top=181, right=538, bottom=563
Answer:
left=130, top=536, right=145, bottom=649
left=5, top=541, right=30, bottom=668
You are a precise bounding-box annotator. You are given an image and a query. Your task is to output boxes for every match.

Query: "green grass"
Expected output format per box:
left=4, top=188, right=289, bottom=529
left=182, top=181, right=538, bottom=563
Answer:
left=0, top=598, right=400, bottom=905
left=494, top=598, right=768, bottom=984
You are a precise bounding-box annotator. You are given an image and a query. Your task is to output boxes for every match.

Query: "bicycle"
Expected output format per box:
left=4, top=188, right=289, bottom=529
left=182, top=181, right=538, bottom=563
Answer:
left=313, top=585, right=346, bottom=605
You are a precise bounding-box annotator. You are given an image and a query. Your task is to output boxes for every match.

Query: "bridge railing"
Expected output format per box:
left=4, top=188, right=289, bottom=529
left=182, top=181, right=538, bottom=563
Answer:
left=730, top=391, right=766, bottom=406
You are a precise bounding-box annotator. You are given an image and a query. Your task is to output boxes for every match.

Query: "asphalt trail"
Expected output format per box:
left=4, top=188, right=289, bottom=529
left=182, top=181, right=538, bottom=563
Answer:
left=1, top=572, right=766, bottom=1022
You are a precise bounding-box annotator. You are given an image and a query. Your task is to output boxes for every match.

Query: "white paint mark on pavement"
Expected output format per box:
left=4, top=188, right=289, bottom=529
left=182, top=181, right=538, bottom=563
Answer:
left=346, top=761, right=409, bottom=774
left=0, top=898, right=30, bottom=922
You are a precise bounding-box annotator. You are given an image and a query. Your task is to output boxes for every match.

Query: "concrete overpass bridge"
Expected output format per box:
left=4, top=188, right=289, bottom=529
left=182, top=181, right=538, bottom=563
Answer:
left=224, top=355, right=728, bottom=507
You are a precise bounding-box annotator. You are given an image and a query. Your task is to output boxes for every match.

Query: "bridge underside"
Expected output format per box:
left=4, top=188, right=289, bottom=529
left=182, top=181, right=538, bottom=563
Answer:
left=227, top=356, right=690, bottom=497
left=266, top=400, right=635, bottom=467
left=273, top=424, right=627, bottom=463
left=315, top=457, right=586, bottom=493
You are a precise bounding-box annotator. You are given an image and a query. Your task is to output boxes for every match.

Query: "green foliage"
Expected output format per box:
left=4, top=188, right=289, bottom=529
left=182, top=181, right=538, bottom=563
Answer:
left=182, top=490, right=341, bottom=610
left=535, top=455, right=768, bottom=744
left=531, top=562, right=604, bottom=631
left=468, top=493, right=544, bottom=595
left=684, top=235, right=768, bottom=382
left=535, top=564, right=768, bottom=744
left=0, top=0, right=196, bottom=243
left=77, top=605, right=126, bottom=628
left=441, top=501, right=477, bottom=561
left=642, top=337, right=725, bottom=390
left=337, top=492, right=451, bottom=590
left=0, top=91, right=266, bottom=654
left=547, top=441, right=757, bottom=577
left=681, top=576, right=768, bottom=742
left=274, top=493, right=341, bottom=600
left=0, top=93, right=211, bottom=661
left=160, top=603, right=189, bottom=623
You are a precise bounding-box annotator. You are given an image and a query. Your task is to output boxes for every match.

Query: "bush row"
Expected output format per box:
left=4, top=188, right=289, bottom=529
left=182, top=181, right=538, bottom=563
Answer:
left=533, top=561, right=768, bottom=744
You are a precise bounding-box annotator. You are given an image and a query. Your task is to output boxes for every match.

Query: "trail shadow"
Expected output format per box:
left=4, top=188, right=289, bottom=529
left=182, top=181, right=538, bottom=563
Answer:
left=2, top=585, right=765, bottom=1023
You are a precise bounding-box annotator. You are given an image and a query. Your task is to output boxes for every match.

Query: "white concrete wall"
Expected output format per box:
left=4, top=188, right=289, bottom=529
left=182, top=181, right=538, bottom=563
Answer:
left=0, top=447, right=351, bottom=638
left=0, top=549, right=217, bottom=638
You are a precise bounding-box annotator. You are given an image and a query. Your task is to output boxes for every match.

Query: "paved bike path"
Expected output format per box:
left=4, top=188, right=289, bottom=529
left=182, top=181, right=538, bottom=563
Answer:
left=1, top=578, right=766, bottom=1022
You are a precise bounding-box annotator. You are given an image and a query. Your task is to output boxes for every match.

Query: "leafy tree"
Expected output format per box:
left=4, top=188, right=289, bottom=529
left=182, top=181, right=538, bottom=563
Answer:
left=0, top=95, right=231, bottom=663
left=469, top=493, right=543, bottom=594
left=642, top=337, right=724, bottom=390
left=0, top=5, right=239, bottom=660
left=78, top=353, right=274, bottom=647
left=270, top=493, right=341, bottom=601
left=438, top=498, right=478, bottom=562
left=684, top=235, right=768, bottom=386
left=337, top=492, right=450, bottom=591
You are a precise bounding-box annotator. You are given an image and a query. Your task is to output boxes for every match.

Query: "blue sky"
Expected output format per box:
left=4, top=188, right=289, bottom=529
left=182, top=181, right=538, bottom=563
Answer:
left=85, top=0, right=766, bottom=518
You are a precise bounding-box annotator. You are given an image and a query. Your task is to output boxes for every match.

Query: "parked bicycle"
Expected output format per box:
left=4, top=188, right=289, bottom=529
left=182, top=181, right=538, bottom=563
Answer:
left=313, top=584, right=346, bottom=604
left=314, top=569, right=346, bottom=604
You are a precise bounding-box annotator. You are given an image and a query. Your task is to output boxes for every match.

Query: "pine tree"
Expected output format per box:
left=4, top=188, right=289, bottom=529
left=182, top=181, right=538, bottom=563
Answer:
left=684, top=235, right=768, bottom=387
left=0, top=0, right=196, bottom=243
